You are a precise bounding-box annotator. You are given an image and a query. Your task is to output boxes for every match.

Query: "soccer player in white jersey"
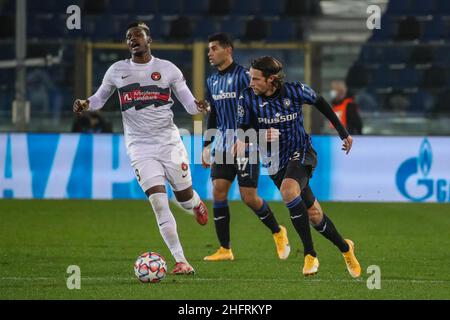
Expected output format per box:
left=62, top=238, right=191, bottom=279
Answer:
left=73, top=22, right=209, bottom=275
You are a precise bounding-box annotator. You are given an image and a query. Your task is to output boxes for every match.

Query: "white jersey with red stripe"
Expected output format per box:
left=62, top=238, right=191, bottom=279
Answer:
left=87, top=56, right=199, bottom=163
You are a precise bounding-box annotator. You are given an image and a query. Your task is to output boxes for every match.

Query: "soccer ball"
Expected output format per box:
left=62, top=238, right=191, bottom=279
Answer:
left=134, top=252, right=167, bottom=283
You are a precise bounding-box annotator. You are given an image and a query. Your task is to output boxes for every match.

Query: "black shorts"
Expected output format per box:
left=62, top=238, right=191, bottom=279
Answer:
left=270, top=146, right=318, bottom=208
left=211, top=151, right=259, bottom=188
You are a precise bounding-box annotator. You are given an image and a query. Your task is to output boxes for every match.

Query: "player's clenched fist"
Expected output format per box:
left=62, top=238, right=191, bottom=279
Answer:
left=73, top=99, right=89, bottom=113
left=265, top=128, right=280, bottom=142
left=201, top=146, right=212, bottom=168
left=195, top=100, right=211, bottom=114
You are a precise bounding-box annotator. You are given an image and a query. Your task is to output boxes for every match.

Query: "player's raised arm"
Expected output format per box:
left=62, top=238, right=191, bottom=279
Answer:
left=73, top=65, right=116, bottom=113
left=312, top=95, right=353, bottom=154
left=170, top=64, right=209, bottom=115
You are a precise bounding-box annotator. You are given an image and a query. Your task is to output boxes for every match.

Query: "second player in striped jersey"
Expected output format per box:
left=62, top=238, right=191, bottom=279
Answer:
left=202, top=33, right=290, bottom=261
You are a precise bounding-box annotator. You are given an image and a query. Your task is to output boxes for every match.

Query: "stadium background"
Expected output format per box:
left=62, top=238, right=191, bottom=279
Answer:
left=0, top=0, right=449, bottom=300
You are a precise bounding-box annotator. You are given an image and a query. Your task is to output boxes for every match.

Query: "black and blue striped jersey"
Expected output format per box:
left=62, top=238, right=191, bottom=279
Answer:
left=206, top=62, right=250, bottom=152
left=237, top=82, right=318, bottom=171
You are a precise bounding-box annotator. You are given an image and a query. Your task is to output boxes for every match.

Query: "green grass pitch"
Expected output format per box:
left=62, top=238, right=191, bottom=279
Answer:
left=0, top=200, right=449, bottom=299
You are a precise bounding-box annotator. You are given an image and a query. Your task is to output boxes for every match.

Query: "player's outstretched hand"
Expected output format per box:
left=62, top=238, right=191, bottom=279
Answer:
left=202, top=146, right=211, bottom=168
left=195, top=100, right=211, bottom=114
left=342, top=135, right=353, bottom=154
left=73, top=99, right=89, bottom=113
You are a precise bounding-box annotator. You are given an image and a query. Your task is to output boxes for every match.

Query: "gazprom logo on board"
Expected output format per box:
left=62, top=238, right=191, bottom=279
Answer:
left=396, top=138, right=449, bottom=202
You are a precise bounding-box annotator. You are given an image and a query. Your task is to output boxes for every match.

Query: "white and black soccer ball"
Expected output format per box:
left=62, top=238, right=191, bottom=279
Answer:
left=134, top=252, right=167, bottom=283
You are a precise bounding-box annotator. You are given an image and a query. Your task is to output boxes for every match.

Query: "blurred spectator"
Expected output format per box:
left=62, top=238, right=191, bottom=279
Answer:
left=384, top=89, right=410, bottom=112
left=27, top=69, right=63, bottom=123
left=244, top=17, right=268, bottom=41
left=84, top=0, right=106, bottom=15
left=345, top=64, right=369, bottom=90
left=432, top=89, right=450, bottom=114
left=329, top=80, right=363, bottom=135
left=395, top=16, right=421, bottom=41
left=284, top=0, right=322, bottom=16
left=410, top=46, right=434, bottom=65
left=355, top=89, right=379, bottom=112
left=0, top=14, right=14, bottom=39
left=422, top=65, right=447, bottom=90
left=208, top=0, right=230, bottom=15
left=72, top=111, right=112, bottom=133
left=169, top=16, right=192, bottom=40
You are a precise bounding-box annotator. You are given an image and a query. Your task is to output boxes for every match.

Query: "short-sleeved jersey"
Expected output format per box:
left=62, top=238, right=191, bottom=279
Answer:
left=237, top=82, right=318, bottom=170
left=206, top=63, right=250, bottom=152
left=96, top=57, right=188, bottom=161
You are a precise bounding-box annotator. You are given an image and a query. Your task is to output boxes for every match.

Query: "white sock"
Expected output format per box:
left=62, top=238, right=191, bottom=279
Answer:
left=178, top=190, right=201, bottom=210
left=148, top=193, right=187, bottom=263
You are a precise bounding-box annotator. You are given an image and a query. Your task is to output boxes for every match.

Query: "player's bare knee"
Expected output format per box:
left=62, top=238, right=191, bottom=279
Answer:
left=173, top=187, right=193, bottom=203
left=308, top=207, right=323, bottom=225
left=213, top=188, right=228, bottom=201
left=145, top=185, right=166, bottom=197
left=280, top=186, right=300, bottom=203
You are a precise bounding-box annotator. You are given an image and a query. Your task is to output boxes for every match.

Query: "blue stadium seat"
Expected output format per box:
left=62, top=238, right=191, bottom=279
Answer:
left=138, top=1, right=159, bottom=15
left=30, top=14, right=66, bottom=39
left=85, top=14, right=124, bottom=41
left=411, top=90, right=435, bottom=112
left=398, top=67, right=421, bottom=88
left=191, top=18, right=220, bottom=40
left=383, top=46, right=411, bottom=64
left=158, top=0, right=182, bottom=15
left=385, top=0, right=408, bottom=15
left=359, top=45, right=386, bottom=64
left=0, top=91, right=14, bottom=112
left=435, top=0, right=450, bottom=14
left=259, top=0, right=284, bottom=16
left=421, top=16, right=444, bottom=41
left=231, top=0, right=258, bottom=16
left=268, top=19, right=296, bottom=41
left=369, top=17, right=396, bottom=42
left=442, top=18, right=450, bottom=40
left=218, top=17, right=244, bottom=39
left=0, top=42, right=14, bottom=60
left=409, top=1, right=437, bottom=15
left=147, top=16, right=166, bottom=40
left=183, top=0, right=208, bottom=15
left=107, top=0, right=137, bottom=15
left=27, top=0, right=57, bottom=14
left=385, top=0, right=433, bottom=16
left=371, top=66, right=416, bottom=88
left=435, top=46, right=450, bottom=65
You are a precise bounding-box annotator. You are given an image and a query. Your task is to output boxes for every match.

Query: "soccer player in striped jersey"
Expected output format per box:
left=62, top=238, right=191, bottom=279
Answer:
left=202, top=33, right=290, bottom=261
left=236, top=56, right=361, bottom=277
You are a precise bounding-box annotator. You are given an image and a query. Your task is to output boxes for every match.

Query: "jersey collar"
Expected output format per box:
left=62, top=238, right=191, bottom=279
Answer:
left=264, top=84, right=286, bottom=100
left=130, top=55, right=155, bottom=67
left=218, top=62, right=236, bottom=75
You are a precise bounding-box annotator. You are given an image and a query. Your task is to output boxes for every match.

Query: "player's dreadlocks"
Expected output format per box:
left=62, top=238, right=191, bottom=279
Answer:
left=251, top=56, right=285, bottom=89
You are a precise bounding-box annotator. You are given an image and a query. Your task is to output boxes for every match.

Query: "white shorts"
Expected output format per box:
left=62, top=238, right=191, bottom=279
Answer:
left=131, top=141, right=192, bottom=193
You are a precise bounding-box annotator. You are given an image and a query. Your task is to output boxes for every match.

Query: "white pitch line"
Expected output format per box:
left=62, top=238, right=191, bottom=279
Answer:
left=1, top=277, right=449, bottom=284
